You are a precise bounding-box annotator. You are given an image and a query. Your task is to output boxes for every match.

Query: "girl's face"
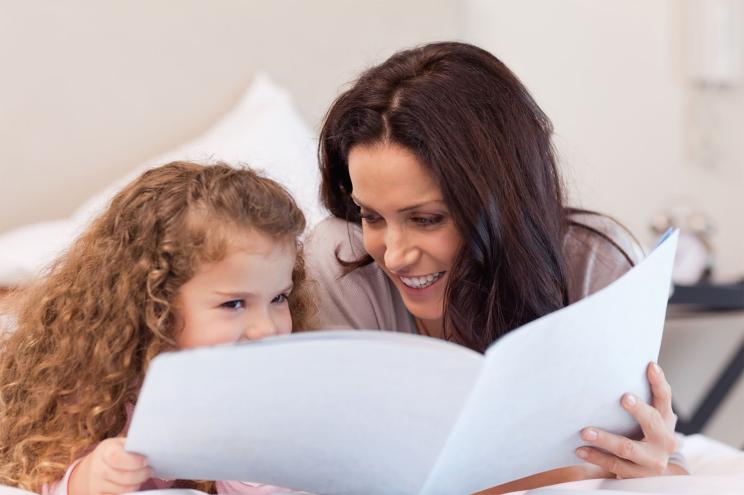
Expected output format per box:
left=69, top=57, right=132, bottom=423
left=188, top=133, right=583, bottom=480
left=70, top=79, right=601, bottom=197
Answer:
left=174, top=231, right=295, bottom=349
left=348, top=142, right=462, bottom=330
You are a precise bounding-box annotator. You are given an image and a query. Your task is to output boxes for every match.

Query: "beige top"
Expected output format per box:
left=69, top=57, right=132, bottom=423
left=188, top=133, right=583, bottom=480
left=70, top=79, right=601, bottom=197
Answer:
left=304, top=212, right=645, bottom=332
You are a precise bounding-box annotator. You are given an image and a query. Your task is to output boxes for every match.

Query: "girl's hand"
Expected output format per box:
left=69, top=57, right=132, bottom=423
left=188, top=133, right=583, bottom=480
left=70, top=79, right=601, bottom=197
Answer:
left=69, top=437, right=152, bottom=495
left=575, top=362, right=688, bottom=478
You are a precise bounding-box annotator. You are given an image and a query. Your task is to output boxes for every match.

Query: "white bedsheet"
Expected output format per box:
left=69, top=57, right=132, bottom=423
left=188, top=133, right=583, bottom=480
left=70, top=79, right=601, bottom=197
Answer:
left=518, top=475, right=744, bottom=494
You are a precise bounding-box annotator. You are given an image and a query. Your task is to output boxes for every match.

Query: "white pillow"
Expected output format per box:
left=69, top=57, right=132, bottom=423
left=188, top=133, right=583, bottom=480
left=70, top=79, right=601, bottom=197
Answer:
left=0, top=74, right=324, bottom=286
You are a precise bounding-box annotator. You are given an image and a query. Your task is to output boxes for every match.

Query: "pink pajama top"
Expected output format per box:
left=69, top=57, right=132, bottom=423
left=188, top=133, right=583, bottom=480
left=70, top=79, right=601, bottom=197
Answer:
left=43, top=463, right=300, bottom=495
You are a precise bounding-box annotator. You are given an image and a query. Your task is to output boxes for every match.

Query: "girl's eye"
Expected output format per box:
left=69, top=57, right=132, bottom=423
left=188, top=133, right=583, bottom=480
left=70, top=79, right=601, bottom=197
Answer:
left=412, top=214, right=444, bottom=227
left=272, top=293, right=289, bottom=304
left=220, top=300, right=244, bottom=310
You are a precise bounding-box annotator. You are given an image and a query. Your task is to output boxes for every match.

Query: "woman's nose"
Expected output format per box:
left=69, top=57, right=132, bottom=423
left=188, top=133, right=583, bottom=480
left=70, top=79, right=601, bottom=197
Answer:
left=383, top=228, right=419, bottom=273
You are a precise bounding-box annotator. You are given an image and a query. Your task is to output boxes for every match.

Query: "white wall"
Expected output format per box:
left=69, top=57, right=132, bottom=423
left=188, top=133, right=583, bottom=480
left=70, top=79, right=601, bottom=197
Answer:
left=0, top=0, right=461, bottom=233
left=464, top=0, right=743, bottom=280
left=1, top=0, right=741, bottom=279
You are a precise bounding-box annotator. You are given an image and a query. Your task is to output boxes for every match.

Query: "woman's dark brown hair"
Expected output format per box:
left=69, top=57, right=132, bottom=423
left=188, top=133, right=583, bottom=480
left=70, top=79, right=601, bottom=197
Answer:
left=319, top=41, right=571, bottom=352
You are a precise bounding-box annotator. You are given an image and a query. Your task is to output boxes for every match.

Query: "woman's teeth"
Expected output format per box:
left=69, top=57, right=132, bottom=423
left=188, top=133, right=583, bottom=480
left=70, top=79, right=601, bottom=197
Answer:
left=400, top=272, right=444, bottom=289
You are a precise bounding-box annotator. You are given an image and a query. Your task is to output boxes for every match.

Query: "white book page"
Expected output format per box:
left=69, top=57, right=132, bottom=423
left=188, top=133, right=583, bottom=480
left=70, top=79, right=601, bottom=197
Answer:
left=126, top=331, right=482, bottom=495
left=420, top=232, right=679, bottom=495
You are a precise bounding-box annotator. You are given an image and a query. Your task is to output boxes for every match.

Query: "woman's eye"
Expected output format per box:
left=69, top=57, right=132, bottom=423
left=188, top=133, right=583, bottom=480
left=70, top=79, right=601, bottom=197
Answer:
left=220, top=300, right=244, bottom=310
left=272, top=294, right=289, bottom=304
left=412, top=215, right=444, bottom=227
left=360, top=211, right=382, bottom=224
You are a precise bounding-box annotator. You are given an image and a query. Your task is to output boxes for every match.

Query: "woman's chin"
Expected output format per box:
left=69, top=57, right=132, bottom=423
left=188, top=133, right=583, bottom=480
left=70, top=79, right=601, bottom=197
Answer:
left=401, top=299, right=444, bottom=327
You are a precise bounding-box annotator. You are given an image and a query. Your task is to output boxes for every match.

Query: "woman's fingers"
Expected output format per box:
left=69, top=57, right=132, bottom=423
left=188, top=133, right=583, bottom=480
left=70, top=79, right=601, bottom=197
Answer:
left=576, top=363, right=681, bottom=478
left=619, top=392, right=677, bottom=451
left=647, top=362, right=677, bottom=427
left=577, top=427, right=665, bottom=474
left=576, top=445, right=660, bottom=479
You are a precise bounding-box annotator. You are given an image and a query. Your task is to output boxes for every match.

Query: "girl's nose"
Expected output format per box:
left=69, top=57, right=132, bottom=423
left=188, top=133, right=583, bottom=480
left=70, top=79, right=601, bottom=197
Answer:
left=242, top=314, right=278, bottom=341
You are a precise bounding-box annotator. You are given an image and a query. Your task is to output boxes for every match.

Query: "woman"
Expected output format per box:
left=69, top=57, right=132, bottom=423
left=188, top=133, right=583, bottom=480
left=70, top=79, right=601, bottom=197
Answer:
left=305, top=41, right=686, bottom=490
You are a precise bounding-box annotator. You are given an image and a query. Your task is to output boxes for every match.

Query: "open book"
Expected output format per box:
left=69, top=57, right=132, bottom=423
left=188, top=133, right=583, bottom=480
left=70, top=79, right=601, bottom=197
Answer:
left=126, top=231, right=678, bottom=495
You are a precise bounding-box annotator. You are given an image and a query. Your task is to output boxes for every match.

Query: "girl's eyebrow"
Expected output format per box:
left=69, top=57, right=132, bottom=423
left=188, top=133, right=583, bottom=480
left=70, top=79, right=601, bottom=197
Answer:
left=351, top=194, right=445, bottom=213
left=214, top=291, right=252, bottom=298
left=214, top=283, right=293, bottom=298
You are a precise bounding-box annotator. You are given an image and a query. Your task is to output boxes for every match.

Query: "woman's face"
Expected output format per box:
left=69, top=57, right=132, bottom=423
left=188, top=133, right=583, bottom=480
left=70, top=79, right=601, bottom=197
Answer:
left=347, top=142, right=462, bottom=327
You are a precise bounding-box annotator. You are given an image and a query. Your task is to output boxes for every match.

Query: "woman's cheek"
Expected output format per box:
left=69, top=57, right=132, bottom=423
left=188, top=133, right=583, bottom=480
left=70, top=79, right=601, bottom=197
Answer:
left=362, top=227, right=384, bottom=261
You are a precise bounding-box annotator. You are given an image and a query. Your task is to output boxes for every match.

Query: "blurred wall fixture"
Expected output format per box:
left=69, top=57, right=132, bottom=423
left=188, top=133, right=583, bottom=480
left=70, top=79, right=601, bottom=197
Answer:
left=686, top=0, right=742, bottom=86
left=683, top=0, right=742, bottom=169
left=651, top=206, right=715, bottom=285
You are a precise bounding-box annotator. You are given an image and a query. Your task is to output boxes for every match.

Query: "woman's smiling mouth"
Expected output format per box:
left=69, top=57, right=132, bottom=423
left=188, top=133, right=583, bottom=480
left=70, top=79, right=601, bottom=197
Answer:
left=398, top=271, right=445, bottom=289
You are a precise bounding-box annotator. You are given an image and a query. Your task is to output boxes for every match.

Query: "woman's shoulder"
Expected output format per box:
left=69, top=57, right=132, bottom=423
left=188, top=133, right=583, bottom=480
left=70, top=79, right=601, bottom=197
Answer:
left=303, top=217, right=368, bottom=285
left=566, top=211, right=644, bottom=262
left=303, top=217, right=410, bottom=331
left=564, top=211, right=645, bottom=301
left=305, top=217, right=363, bottom=260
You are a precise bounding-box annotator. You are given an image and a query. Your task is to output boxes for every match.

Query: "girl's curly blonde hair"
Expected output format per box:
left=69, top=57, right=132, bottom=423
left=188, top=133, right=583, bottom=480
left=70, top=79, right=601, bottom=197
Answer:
left=0, top=161, right=313, bottom=493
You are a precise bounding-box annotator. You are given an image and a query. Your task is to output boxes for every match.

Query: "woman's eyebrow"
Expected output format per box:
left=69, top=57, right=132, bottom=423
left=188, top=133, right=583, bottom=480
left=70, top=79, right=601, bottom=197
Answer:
left=351, top=194, right=445, bottom=213
left=397, top=200, right=445, bottom=213
left=351, top=195, right=381, bottom=213
left=350, top=194, right=365, bottom=207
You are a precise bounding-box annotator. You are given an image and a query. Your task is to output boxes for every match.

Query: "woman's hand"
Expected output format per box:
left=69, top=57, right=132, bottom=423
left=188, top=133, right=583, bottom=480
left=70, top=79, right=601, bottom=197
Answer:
left=575, top=362, right=688, bottom=478
left=69, top=437, right=151, bottom=495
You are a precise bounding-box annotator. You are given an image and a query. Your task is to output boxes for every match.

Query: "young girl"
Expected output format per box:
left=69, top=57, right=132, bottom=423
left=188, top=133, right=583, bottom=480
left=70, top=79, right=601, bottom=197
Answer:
left=0, top=162, right=314, bottom=495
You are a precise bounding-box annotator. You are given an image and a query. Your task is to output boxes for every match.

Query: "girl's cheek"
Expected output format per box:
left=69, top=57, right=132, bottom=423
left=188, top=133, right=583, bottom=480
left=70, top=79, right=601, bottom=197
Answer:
left=282, top=310, right=294, bottom=334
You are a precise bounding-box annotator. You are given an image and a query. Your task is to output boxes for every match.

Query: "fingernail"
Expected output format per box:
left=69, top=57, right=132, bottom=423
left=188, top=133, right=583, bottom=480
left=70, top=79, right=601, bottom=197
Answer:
left=582, top=428, right=598, bottom=441
left=576, top=448, right=588, bottom=459
left=652, top=363, right=662, bottom=375
left=623, top=393, right=637, bottom=408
